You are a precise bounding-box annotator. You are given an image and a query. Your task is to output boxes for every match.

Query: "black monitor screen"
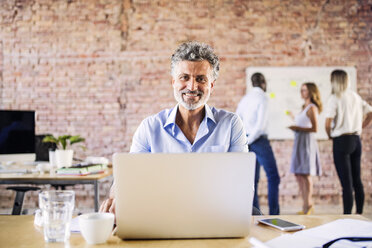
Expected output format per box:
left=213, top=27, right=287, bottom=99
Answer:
left=0, top=110, right=35, bottom=154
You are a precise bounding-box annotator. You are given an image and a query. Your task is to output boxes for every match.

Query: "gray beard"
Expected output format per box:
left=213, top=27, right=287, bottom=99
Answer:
left=173, top=89, right=210, bottom=110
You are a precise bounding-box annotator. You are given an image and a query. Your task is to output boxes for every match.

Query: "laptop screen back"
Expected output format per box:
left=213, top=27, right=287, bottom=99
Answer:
left=113, top=152, right=256, bottom=239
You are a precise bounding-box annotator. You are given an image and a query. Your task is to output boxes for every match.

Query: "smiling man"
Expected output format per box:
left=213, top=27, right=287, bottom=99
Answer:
left=99, top=41, right=248, bottom=213
left=129, top=41, right=248, bottom=153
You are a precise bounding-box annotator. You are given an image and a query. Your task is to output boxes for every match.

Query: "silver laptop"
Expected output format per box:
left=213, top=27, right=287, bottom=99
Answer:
left=113, top=152, right=256, bottom=239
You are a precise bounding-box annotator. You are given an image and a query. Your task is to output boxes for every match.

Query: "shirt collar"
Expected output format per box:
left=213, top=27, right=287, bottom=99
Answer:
left=164, top=104, right=179, bottom=128
left=252, top=86, right=264, bottom=93
left=164, top=104, right=216, bottom=129
left=204, top=104, right=216, bottom=124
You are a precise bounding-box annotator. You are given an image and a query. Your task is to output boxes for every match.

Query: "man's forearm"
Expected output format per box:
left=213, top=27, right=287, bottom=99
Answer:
left=292, top=126, right=317, bottom=133
left=362, top=112, right=372, bottom=128
left=325, top=118, right=333, bottom=139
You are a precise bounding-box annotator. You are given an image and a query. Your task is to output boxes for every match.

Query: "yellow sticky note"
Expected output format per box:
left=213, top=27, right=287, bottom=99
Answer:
left=269, top=92, right=276, bottom=99
left=285, top=110, right=290, bottom=115
left=290, top=80, right=297, bottom=87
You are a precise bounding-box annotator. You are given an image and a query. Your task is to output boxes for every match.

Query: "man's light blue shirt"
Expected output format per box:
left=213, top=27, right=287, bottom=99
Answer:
left=130, top=104, right=248, bottom=153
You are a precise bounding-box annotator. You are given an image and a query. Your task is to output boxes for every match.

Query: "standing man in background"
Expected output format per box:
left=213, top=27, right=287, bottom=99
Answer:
left=236, top=73, right=280, bottom=215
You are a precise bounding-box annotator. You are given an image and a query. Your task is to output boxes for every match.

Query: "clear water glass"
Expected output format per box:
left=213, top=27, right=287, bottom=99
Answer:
left=39, top=190, right=75, bottom=243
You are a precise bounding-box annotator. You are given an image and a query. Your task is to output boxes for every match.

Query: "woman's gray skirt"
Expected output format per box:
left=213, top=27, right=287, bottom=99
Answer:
left=290, top=131, right=321, bottom=176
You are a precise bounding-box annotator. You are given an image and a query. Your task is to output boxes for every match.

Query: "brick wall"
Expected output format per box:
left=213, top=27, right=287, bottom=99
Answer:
left=0, top=0, right=371, bottom=213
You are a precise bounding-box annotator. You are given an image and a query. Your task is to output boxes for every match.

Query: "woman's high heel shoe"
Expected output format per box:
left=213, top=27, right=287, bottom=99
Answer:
left=297, top=206, right=314, bottom=215
left=305, top=206, right=314, bottom=215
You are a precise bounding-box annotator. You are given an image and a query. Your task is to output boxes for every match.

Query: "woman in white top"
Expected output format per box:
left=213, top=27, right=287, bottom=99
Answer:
left=288, top=82, right=322, bottom=215
left=325, top=69, right=372, bottom=214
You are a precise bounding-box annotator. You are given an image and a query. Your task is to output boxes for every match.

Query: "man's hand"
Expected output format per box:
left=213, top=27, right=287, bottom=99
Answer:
left=99, top=197, right=116, bottom=214
left=99, top=183, right=116, bottom=213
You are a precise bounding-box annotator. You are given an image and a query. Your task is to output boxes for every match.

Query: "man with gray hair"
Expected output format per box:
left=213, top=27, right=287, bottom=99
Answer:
left=100, top=41, right=248, bottom=213
left=129, top=41, right=247, bottom=153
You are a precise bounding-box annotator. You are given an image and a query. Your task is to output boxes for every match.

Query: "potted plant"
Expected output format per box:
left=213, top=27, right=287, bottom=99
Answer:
left=43, top=135, right=85, bottom=168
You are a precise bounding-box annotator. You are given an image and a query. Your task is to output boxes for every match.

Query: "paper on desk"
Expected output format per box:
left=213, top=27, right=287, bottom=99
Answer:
left=266, top=233, right=327, bottom=248
left=265, top=219, right=372, bottom=248
left=70, top=216, right=80, bottom=233
left=299, top=218, right=372, bottom=239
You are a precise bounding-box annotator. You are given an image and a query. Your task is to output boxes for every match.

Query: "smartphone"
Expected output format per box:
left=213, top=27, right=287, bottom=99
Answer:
left=257, top=218, right=305, bottom=231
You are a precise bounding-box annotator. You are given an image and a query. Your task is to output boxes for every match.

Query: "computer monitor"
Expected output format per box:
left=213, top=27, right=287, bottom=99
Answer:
left=0, top=110, right=36, bottom=162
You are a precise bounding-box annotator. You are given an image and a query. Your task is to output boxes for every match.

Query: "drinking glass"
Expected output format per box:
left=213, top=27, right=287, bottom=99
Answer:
left=39, top=190, right=75, bottom=243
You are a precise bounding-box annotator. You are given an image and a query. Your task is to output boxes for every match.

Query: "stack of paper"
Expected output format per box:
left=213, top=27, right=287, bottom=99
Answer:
left=265, top=219, right=372, bottom=248
left=56, top=164, right=107, bottom=176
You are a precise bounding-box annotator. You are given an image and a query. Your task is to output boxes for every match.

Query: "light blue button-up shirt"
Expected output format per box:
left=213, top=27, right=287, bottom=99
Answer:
left=130, top=104, right=248, bottom=153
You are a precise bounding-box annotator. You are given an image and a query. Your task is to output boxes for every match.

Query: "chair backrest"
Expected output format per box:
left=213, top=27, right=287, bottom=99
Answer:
left=35, top=134, right=57, bottom=161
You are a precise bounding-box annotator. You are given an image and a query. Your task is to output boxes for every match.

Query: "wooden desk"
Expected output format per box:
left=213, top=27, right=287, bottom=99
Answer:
left=0, top=215, right=368, bottom=247
left=0, top=169, right=113, bottom=212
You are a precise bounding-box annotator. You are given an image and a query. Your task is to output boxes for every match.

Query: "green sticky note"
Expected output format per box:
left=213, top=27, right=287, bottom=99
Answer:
left=290, top=80, right=297, bottom=87
left=269, top=92, right=276, bottom=99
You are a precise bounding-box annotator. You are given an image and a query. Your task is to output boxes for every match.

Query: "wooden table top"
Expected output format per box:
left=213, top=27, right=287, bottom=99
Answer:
left=0, top=168, right=113, bottom=181
left=0, top=214, right=368, bottom=247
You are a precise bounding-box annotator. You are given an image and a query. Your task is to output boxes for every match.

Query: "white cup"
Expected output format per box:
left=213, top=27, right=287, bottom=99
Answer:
left=79, top=213, right=115, bottom=244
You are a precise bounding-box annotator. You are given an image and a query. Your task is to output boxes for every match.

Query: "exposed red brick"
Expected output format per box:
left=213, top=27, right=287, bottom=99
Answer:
left=0, top=0, right=371, bottom=213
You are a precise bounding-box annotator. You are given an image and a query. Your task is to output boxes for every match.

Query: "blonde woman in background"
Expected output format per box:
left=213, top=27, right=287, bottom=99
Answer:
left=288, top=82, right=322, bottom=215
left=325, top=69, right=372, bottom=214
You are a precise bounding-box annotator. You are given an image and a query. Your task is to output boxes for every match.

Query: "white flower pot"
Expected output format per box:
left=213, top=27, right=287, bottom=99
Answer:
left=55, top=149, right=74, bottom=168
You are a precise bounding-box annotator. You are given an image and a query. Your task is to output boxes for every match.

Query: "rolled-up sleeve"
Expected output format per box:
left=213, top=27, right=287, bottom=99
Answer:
left=130, top=119, right=151, bottom=153
left=324, top=96, right=337, bottom=118
left=362, top=99, right=372, bottom=115
left=228, top=115, right=248, bottom=153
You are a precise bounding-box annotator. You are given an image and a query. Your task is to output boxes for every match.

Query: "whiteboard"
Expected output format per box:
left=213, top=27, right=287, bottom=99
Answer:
left=245, top=67, right=357, bottom=140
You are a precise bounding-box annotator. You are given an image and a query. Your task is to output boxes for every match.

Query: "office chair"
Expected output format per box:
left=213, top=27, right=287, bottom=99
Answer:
left=35, top=134, right=57, bottom=161
left=6, top=186, right=40, bottom=215
left=5, top=135, right=55, bottom=215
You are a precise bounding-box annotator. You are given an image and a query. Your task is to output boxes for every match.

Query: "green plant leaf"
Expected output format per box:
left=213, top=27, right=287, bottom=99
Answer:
left=44, top=134, right=85, bottom=150
left=42, top=135, right=58, bottom=144
left=58, top=135, right=71, bottom=140
left=70, top=135, right=85, bottom=145
left=58, top=135, right=71, bottom=150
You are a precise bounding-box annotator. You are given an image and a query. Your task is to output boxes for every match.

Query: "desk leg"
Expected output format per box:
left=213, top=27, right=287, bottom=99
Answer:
left=94, top=181, right=99, bottom=212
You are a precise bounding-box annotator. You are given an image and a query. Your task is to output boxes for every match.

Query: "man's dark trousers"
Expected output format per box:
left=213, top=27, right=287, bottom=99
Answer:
left=249, top=135, right=280, bottom=215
